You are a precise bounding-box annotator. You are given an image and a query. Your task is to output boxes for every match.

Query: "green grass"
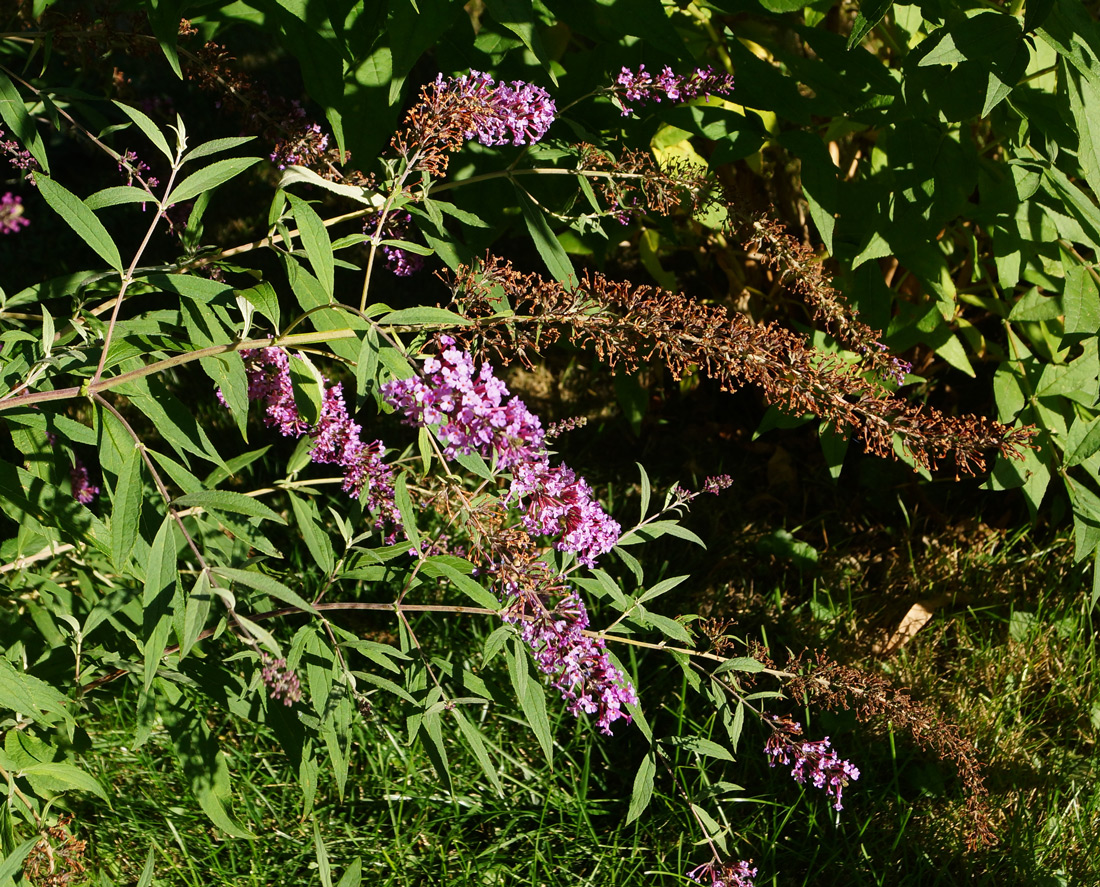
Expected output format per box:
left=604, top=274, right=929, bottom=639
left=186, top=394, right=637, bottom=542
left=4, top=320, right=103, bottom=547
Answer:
left=45, top=523, right=1100, bottom=887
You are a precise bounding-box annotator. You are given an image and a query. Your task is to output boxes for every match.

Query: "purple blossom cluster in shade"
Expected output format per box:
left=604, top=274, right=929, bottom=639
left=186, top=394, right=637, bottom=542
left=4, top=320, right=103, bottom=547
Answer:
left=70, top=460, right=100, bottom=505
left=764, top=717, right=861, bottom=811
left=614, top=64, right=736, bottom=116
left=0, top=192, right=28, bottom=235
left=260, top=654, right=302, bottom=706
left=227, top=348, right=399, bottom=532
left=686, top=860, right=758, bottom=887
left=270, top=121, right=330, bottom=170
left=0, top=127, right=38, bottom=174
left=438, top=71, right=556, bottom=146
left=502, top=582, right=638, bottom=735
left=381, top=337, right=621, bottom=567
left=374, top=210, right=425, bottom=277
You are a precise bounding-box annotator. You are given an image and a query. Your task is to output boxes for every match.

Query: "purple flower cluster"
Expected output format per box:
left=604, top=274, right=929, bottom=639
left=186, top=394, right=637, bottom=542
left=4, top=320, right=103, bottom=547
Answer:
left=382, top=338, right=620, bottom=566
left=703, top=474, right=734, bottom=495
left=614, top=65, right=735, bottom=116
left=260, top=654, right=302, bottom=706
left=229, top=348, right=399, bottom=530
left=502, top=583, right=637, bottom=734
left=510, top=461, right=622, bottom=567
left=0, top=127, right=38, bottom=174
left=70, top=459, right=99, bottom=505
left=764, top=718, right=860, bottom=811
left=270, top=122, right=330, bottom=170
left=686, top=860, right=757, bottom=887
left=0, top=192, right=28, bottom=235
left=438, top=71, right=556, bottom=146
left=374, top=210, right=425, bottom=277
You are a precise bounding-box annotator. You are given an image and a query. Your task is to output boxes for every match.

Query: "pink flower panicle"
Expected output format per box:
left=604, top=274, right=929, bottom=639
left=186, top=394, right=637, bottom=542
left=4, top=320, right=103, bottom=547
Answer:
left=764, top=717, right=861, bottom=810
left=0, top=192, right=29, bottom=234
left=686, top=860, right=758, bottom=887
left=614, top=65, right=735, bottom=116
left=260, top=654, right=302, bottom=706
left=226, top=348, right=399, bottom=533
left=381, top=337, right=621, bottom=567
left=438, top=71, right=556, bottom=147
left=502, top=582, right=637, bottom=734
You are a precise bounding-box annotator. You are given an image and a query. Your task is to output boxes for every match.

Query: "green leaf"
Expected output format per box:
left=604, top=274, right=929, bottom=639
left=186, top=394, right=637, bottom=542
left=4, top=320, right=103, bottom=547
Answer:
left=521, top=678, right=553, bottom=764
left=143, top=518, right=177, bottom=693
left=637, top=574, right=688, bottom=605
left=1066, top=418, right=1100, bottom=467
left=139, top=271, right=234, bottom=303
left=179, top=570, right=213, bottom=660
left=136, top=847, right=156, bottom=887
left=394, top=472, right=420, bottom=552
left=637, top=462, right=651, bottom=520
left=378, top=306, right=472, bottom=326
left=84, top=185, right=157, bottom=210
left=314, top=820, right=333, bottom=887
left=212, top=566, right=319, bottom=615
left=167, top=157, right=261, bottom=205
left=237, top=281, right=281, bottom=331
left=175, top=490, right=287, bottom=524
left=110, top=441, right=143, bottom=571
left=0, top=838, right=39, bottom=884
left=666, top=735, right=735, bottom=762
left=626, top=751, right=656, bottom=823
left=1063, top=262, right=1100, bottom=335
left=114, top=101, right=174, bottom=162
left=0, top=71, right=48, bottom=172
left=483, top=0, right=555, bottom=78
left=35, top=174, right=122, bottom=270
left=848, top=0, right=894, bottom=49
left=288, top=492, right=336, bottom=575
left=287, top=193, right=335, bottom=298
left=335, top=858, right=363, bottom=887
left=516, top=189, right=575, bottom=285
left=288, top=352, right=326, bottom=427
left=713, top=657, right=766, bottom=676
left=20, top=761, right=107, bottom=799
left=618, top=519, right=705, bottom=548
left=452, top=707, right=505, bottom=796
left=427, top=560, right=500, bottom=610
left=182, top=136, right=256, bottom=163
left=0, top=659, right=73, bottom=728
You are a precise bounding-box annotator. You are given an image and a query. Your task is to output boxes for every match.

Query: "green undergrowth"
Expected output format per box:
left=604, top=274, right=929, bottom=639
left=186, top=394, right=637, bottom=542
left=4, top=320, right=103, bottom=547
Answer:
left=60, top=522, right=1098, bottom=887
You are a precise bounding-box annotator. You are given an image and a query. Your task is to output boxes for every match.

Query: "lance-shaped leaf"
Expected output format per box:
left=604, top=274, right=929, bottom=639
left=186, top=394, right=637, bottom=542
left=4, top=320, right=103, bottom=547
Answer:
left=35, top=174, right=122, bottom=271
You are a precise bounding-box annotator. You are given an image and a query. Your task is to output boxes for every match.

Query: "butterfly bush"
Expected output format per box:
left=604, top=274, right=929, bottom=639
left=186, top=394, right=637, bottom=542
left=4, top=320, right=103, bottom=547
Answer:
left=381, top=337, right=621, bottom=567
left=614, top=64, right=736, bottom=116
